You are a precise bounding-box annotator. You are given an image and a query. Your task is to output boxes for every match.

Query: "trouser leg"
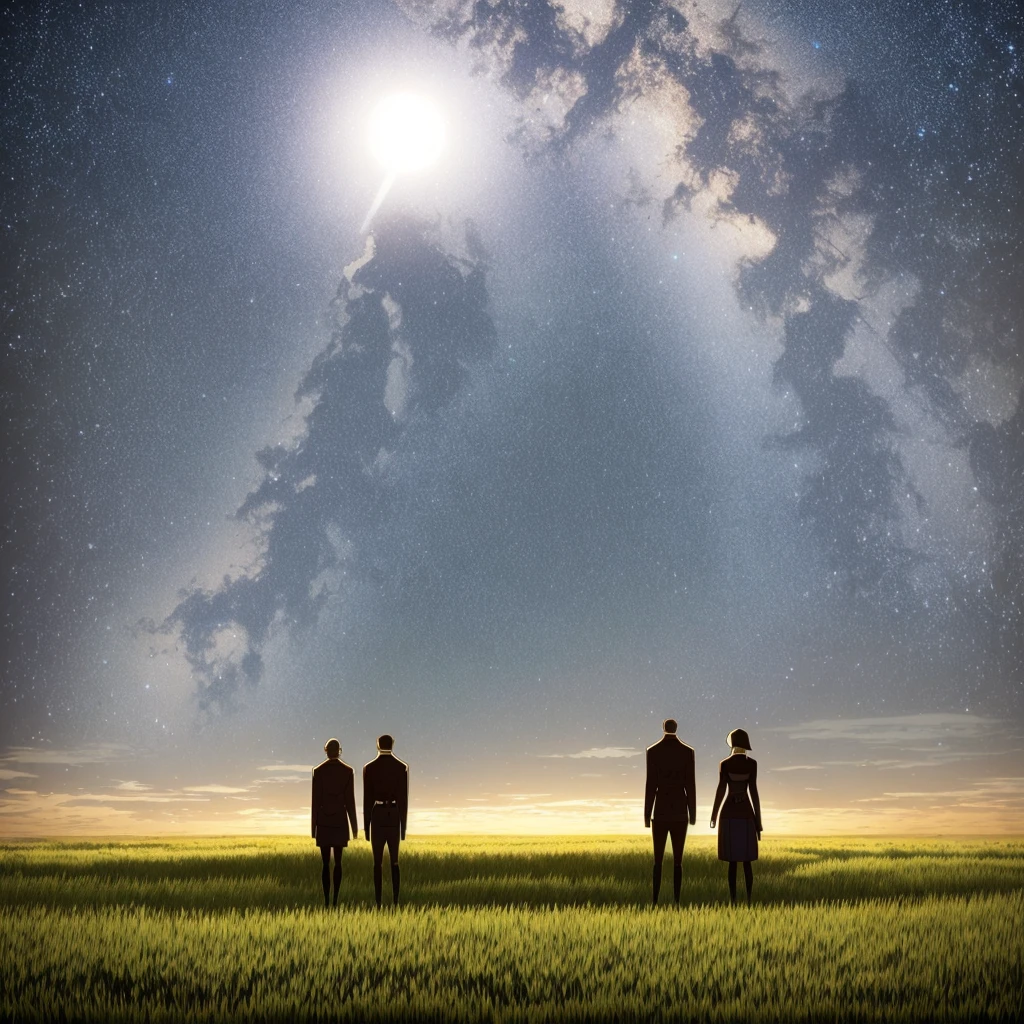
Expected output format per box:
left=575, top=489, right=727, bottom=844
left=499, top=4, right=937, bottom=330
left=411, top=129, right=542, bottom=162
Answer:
left=651, top=821, right=668, bottom=905
left=332, top=847, right=343, bottom=905
left=386, top=832, right=401, bottom=905
left=669, top=822, right=686, bottom=905
left=743, top=861, right=753, bottom=905
left=371, top=832, right=385, bottom=907
left=728, top=862, right=737, bottom=904
left=319, top=847, right=331, bottom=907
left=372, top=827, right=400, bottom=906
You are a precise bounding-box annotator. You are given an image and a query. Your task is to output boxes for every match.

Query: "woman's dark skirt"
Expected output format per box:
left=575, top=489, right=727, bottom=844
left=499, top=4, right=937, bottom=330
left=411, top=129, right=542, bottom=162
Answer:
left=315, top=826, right=349, bottom=848
left=718, top=817, right=758, bottom=862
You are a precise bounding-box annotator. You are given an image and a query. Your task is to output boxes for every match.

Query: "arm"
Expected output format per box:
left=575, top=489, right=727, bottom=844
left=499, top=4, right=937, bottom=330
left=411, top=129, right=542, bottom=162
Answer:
left=685, top=747, right=696, bottom=826
left=710, top=766, right=726, bottom=827
left=643, top=748, right=656, bottom=828
left=345, top=769, right=358, bottom=839
left=363, top=765, right=372, bottom=842
left=399, top=765, right=409, bottom=841
left=311, top=770, right=319, bottom=839
left=750, top=760, right=762, bottom=835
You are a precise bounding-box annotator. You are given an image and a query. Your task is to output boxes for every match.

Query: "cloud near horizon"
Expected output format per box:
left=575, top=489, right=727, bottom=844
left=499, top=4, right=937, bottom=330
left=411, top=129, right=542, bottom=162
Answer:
left=768, top=712, right=1005, bottom=747
left=1, top=744, right=132, bottom=766
left=539, top=747, right=643, bottom=759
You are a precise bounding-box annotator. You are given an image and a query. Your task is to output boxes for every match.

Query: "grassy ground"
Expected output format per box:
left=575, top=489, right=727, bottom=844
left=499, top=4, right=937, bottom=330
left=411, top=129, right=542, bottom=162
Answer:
left=1, top=836, right=1022, bottom=1021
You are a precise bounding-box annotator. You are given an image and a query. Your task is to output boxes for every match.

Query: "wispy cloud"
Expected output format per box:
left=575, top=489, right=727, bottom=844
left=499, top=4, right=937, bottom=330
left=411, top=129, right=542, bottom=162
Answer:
left=1, top=744, right=132, bottom=766
left=183, top=785, right=250, bottom=795
left=854, top=778, right=1024, bottom=805
left=769, top=713, right=1001, bottom=747
left=0, top=769, right=38, bottom=781
left=771, top=765, right=823, bottom=772
left=258, top=765, right=311, bottom=773
left=57, top=793, right=212, bottom=806
left=539, top=747, right=642, bottom=760
left=823, top=751, right=1015, bottom=769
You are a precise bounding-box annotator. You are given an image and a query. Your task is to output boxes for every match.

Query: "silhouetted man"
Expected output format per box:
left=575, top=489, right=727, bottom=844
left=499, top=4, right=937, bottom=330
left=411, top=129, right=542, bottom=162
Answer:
left=363, top=734, right=409, bottom=907
left=644, top=718, right=696, bottom=905
left=311, top=737, right=359, bottom=908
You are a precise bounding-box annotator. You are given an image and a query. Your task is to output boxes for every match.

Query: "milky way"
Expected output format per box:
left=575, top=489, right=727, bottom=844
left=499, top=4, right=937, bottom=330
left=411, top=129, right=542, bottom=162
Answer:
left=2, top=0, right=1022, bottom=835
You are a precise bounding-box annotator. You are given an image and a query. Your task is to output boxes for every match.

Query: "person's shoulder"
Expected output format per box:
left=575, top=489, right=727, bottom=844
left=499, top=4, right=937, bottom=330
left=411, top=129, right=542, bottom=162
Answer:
left=312, top=759, right=330, bottom=774
left=677, top=739, right=694, bottom=755
left=393, top=755, right=409, bottom=771
left=336, top=758, right=354, bottom=774
left=646, top=737, right=666, bottom=753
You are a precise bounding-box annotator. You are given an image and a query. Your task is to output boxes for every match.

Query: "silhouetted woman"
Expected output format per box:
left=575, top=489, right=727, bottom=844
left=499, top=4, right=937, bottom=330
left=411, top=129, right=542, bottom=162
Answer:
left=311, top=738, right=358, bottom=908
left=710, top=728, right=762, bottom=905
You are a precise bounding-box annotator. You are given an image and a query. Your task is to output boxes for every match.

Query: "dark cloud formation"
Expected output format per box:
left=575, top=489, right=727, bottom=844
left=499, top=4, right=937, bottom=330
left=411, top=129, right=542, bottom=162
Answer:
left=409, top=0, right=1024, bottom=693
left=167, top=218, right=496, bottom=709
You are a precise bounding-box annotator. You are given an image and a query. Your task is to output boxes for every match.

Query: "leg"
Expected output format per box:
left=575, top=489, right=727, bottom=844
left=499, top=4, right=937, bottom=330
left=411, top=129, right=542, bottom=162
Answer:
left=319, top=846, right=331, bottom=908
left=651, top=821, right=669, bottom=905
left=386, top=832, right=402, bottom=905
left=728, top=861, right=737, bottom=905
left=332, top=846, right=344, bottom=906
left=743, top=861, right=753, bottom=905
left=371, top=831, right=385, bottom=907
left=669, top=822, right=686, bottom=905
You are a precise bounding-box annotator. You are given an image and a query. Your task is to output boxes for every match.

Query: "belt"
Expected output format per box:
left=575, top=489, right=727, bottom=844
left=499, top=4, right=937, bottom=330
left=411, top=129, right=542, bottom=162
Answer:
left=374, top=799, right=398, bottom=806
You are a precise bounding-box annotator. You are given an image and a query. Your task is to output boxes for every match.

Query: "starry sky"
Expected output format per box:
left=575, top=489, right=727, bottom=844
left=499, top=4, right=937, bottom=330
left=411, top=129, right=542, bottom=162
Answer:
left=2, top=0, right=1023, bottom=837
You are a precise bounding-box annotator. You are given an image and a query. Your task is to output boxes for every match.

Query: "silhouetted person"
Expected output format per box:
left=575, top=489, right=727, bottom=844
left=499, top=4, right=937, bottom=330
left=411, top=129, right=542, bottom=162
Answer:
left=363, top=734, right=409, bottom=907
left=311, top=737, right=358, bottom=908
left=644, top=718, right=696, bottom=905
left=710, top=728, right=762, bottom=906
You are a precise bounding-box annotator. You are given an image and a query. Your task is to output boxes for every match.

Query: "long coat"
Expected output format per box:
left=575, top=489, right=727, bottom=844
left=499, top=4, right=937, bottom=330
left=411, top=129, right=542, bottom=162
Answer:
left=311, top=757, right=358, bottom=842
left=644, top=734, right=697, bottom=825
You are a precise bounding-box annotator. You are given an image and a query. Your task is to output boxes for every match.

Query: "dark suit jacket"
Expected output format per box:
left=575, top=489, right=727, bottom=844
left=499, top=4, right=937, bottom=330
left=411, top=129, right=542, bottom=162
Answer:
left=644, top=734, right=696, bottom=825
left=363, top=752, right=409, bottom=840
left=311, top=757, right=358, bottom=840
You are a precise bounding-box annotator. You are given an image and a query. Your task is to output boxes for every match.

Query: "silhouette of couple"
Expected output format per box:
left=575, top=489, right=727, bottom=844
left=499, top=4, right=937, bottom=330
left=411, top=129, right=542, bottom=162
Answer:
left=310, top=734, right=408, bottom=908
left=645, top=720, right=762, bottom=905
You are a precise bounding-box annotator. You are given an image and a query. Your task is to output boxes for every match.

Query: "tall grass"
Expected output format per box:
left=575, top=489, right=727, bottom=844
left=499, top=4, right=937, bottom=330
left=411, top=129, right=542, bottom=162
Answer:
left=1, top=835, right=1021, bottom=910
left=2, top=897, right=1021, bottom=1022
left=1, top=836, right=1021, bottom=1021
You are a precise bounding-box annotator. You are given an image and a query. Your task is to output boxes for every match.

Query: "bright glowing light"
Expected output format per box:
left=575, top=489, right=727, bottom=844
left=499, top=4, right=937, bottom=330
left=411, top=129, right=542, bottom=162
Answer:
left=361, top=93, right=446, bottom=234
left=368, top=93, right=445, bottom=175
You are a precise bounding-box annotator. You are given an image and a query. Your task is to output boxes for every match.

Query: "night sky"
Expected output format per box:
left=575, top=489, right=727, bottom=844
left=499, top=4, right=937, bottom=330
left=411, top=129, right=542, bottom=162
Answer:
left=2, top=0, right=1022, bottom=836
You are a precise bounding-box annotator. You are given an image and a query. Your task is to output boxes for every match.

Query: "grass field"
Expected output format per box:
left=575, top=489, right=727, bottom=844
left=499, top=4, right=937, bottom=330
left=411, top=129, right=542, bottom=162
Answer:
left=1, top=835, right=1022, bottom=1021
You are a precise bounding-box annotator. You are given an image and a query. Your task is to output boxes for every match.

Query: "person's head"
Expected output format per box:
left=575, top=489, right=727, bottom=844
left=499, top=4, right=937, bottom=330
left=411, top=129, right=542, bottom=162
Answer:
left=728, top=728, right=751, bottom=753
left=324, top=738, right=341, bottom=758
left=663, top=719, right=678, bottom=735
left=377, top=734, right=394, bottom=753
